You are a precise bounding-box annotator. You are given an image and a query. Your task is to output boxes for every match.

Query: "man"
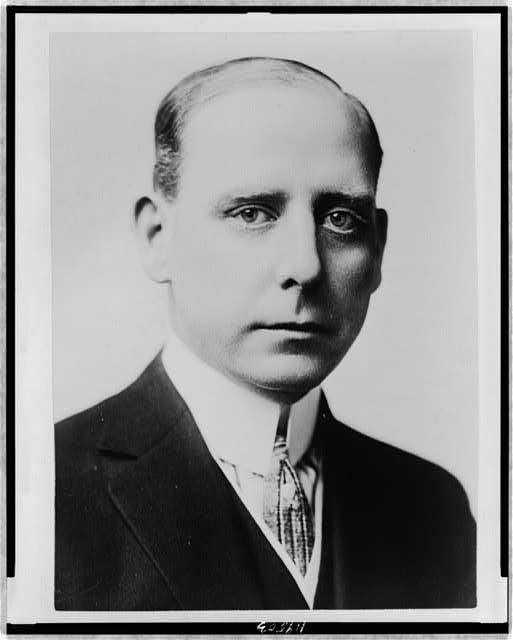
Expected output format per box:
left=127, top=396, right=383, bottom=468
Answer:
left=55, top=57, right=476, bottom=610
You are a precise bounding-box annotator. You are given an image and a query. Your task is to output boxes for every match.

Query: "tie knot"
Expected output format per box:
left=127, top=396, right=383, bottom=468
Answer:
left=273, top=435, right=288, bottom=459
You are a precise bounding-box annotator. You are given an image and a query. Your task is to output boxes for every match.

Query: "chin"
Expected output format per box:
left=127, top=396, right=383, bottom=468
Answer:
left=237, top=352, right=340, bottom=401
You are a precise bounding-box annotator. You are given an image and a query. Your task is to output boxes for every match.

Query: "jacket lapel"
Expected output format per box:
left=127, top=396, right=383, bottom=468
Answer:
left=313, top=394, right=395, bottom=609
left=313, top=396, right=348, bottom=609
left=100, top=356, right=308, bottom=610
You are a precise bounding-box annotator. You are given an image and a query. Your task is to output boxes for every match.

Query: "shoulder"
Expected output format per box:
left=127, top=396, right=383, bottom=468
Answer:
left=322, top=401, right=472, bottom=509
left=357, top=424, right=467, bottom=498
left=55, top=355, right=160, bottom=477
left=320, top=400, right=476, bottom=606
left=55, top=386, right=133, bottom=478
left=320, top=398, right=476, bottom=545
left=55, top=402, right=103, bottom=477
left=55, top=353, right=188, bottom=479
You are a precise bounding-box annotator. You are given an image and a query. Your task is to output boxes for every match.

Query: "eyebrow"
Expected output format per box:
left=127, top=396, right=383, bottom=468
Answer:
left=313, top=191, right=376, bottom=215
left=212, top=189, right=375, bottom=216
left=213, top=191, right=289, bottom=211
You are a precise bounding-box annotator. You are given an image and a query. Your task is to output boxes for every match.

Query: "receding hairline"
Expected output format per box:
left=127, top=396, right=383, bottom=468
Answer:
left=153, top=56, right=383, bottom=197
left=161, top=56, right=369, bottom=126
left=171, top=56, right=344, bottom=95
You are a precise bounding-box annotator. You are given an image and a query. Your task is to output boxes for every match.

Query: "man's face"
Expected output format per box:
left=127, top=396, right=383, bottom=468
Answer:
left=159, top=84, right=386, bottom=400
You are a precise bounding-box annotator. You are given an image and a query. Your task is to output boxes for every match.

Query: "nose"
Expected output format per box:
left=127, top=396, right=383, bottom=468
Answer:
left=275, top=202, right=322, bottom=289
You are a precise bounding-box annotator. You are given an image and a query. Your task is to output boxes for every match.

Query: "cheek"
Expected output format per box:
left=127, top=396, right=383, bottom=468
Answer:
left=169, top=224, right=256, bottom=324
left=325, top=246, right=377, bottom=311
left=326, top=246, right=375, bottom=296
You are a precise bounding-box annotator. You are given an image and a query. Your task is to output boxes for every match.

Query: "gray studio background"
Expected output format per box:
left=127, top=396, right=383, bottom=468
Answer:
left=51, top=31, right=478, bottom=512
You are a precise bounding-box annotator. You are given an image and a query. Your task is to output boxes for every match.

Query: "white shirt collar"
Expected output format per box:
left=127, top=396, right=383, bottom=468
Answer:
left=161, top=327, right=321, bottom=476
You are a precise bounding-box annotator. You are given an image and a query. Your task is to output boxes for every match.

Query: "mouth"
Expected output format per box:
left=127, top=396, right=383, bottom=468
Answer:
left=257, top=321, right=334, bottom=335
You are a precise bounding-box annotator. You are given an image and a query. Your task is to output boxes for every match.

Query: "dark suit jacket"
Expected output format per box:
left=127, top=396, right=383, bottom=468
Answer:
left=55, top=355, right=476, bottom=610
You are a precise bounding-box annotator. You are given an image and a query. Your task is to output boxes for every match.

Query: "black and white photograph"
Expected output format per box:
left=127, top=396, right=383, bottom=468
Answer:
left=6, top=6, right=507, bottom=631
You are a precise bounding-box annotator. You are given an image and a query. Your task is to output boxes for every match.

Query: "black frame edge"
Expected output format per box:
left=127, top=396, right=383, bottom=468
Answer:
left=2, top=4, right=510, bottom=14
left=499, top=4, right=510, bottom=581
left=4, top=622, right=511, bottom=635
left=6, top=3, right=16, bottom=580
left=4, top=2, right=509, bottom=633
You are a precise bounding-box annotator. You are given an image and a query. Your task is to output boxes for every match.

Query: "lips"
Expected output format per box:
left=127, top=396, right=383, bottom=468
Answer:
left=258, top=321, right=334, bottom=335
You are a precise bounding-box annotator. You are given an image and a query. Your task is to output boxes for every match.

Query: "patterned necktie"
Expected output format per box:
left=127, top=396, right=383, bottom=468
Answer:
left=262, top=406, right=315, bottom=576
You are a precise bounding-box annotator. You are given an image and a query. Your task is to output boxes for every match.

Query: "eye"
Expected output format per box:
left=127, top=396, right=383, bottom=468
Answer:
left=322, top=209, right=361, bottom=235
left=230, top=205, right=276, bottom=227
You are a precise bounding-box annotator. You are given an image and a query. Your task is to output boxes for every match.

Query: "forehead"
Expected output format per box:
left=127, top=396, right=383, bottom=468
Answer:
left=178, top=85, right=376, bottom=198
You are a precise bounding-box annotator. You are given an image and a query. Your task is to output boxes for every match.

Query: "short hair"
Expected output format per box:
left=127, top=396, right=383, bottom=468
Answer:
left=153, top=57, right=383, bottom=199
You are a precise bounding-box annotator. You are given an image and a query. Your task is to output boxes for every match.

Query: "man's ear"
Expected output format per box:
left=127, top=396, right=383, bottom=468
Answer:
left=134, top=195, right=173, bottom=283
left=371, top=207, right=388, bottom=292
